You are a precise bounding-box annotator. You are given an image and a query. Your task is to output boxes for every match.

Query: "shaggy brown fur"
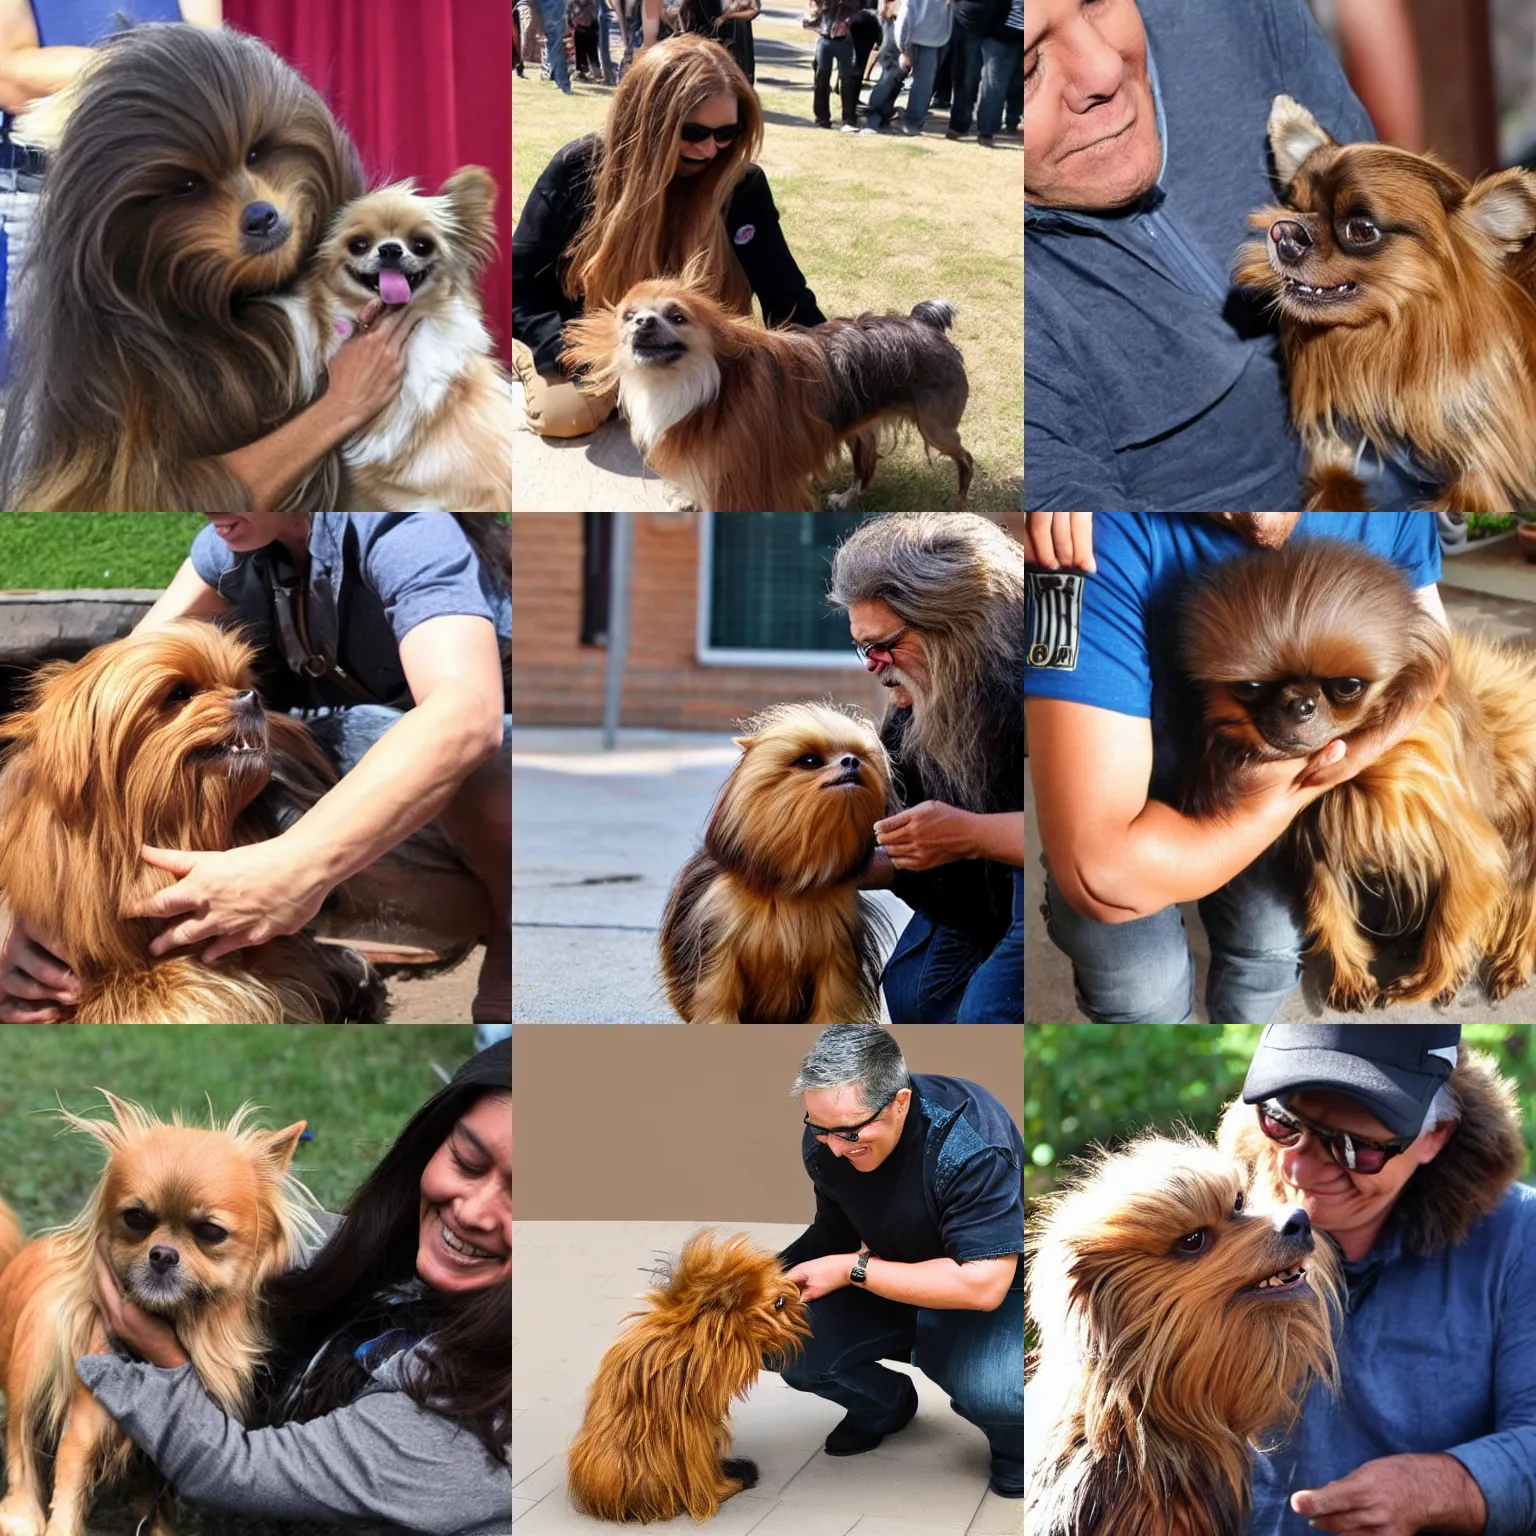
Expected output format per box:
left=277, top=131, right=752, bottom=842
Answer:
left=566, top=1231, right=810, bottom=1524
left=658, top=702, right=894, bottom=1023
left=0, top=622, right=383, bottom=1023
left=1180, top=539, right=1536, bottom=1009
left=1220, top=1046, right=1524, bottom=1258
left=1026, top=1136, right=1341, bottom=1536
left=1233, top=94, right=1536, bottom=513
left=0, top=24, right=361, bottom=512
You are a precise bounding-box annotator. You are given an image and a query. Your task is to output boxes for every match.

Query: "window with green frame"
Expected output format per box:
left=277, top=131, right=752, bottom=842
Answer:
left=705, top=513, right=866, bottom=653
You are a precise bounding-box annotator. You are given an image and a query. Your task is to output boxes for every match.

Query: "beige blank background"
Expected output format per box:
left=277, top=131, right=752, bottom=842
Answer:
left=513, top=1025, right=1022, bottom=1220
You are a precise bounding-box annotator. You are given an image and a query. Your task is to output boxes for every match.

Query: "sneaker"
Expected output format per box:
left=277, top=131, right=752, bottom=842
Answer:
left=977, top=133, right=995, bottom=147
left=903, top=123, right=924, bottom=136
left=858, top=126, right=884, bottom=136
left=988, top=1474, right=1024, bottom=1499
left=815, top=119, right=833, bottom=129
left=945, top=127, right=968, bottom=140
left=825, top=1378, right=920, bottom=1457
left=840, top=123, right=859, bottom=132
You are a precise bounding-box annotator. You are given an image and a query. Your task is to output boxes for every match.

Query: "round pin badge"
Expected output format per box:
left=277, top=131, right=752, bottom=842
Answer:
left=734, top=224, right=756, bottom=245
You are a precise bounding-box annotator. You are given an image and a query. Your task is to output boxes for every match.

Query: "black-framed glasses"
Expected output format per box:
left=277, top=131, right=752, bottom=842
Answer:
left=680, top=121, right=744, bottom=144
left=1256, top=1098, right=1415, bottom=1174
left=805, top=1089, right=899, bottom=1143
left=852, top=626, right=909, bottom=665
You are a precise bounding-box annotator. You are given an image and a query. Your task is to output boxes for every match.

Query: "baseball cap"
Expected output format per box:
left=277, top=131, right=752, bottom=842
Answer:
left=1241, top=1024, right=1460, bottom=1139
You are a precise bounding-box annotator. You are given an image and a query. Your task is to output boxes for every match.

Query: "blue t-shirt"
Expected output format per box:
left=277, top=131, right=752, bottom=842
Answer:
left=1022, top=512, right=1441, bottom=799
left=191, top=513, right=511, bottom=711
left=27, top=0, right=181, bottom=47
left=1024, top=0, right=1431, bottom=513
left=1250, top=1184, right=1536, bottom=1536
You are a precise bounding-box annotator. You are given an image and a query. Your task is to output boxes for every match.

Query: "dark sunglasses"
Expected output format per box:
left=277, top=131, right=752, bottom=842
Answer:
left=680, top=121, right=743, bottom=145
left=804, top=1089, right=899, bottom=1144
left=1257, top=1098, right=1415, bottom=1174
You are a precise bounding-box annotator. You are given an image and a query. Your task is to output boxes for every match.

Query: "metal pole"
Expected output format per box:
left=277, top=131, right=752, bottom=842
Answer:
left=602, top=513, right=634, bottom=749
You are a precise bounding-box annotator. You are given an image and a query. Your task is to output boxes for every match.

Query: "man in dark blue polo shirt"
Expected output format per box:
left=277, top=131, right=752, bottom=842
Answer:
left=776, top=1025, right=1025, bottom=1496
left=1024, top=0, right=1432, bottom=512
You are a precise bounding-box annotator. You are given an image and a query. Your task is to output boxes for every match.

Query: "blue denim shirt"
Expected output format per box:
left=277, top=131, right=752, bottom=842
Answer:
left=1248, top=1182, right=1536, bottom=1536
left=1024, top=0, right=1429, bottom=513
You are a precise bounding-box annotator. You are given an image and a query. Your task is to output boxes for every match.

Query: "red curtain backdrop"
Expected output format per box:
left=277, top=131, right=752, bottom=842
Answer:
left=225, top=0, right=512, bottom=363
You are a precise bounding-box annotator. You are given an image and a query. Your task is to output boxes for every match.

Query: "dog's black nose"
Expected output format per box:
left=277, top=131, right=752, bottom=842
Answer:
left=1284, top=693, right=1318, bottom=723
left=1270, top=219, right=1314, bottom=266
left=241, top=201, right=281, bottom=239
left=632, top=313, right=657, bottom=335
left=149, top=1244, right=180, bottom=1273
left=377, top=241, right=403, bottom=264
left=1277, top=1208, right=1312, bottom=1240
left=839, top=753, right=861, bottom=769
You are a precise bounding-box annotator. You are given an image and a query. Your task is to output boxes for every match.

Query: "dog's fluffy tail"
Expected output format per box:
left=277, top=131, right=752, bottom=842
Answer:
left=721, top=1458, right=760, bottom=1490
left=910, top=298, right=957, bottom=332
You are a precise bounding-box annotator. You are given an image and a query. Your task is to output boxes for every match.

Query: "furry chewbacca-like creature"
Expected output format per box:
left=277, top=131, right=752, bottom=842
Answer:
left=1026, top=1137, right=1341, bottom=1536
left=0, top=622, right=383, bottom=1022
left=659, top=701, right=894, bottom=1023
left=566, top=1230, right=810, bottom=1524
left=0, top=23, right=362, bottom=512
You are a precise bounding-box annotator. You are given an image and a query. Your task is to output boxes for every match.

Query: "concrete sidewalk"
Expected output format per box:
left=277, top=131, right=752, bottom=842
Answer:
left=512, top=729, right=912, bottom=1022
left=513, top=1220, right=1019, bottom=1535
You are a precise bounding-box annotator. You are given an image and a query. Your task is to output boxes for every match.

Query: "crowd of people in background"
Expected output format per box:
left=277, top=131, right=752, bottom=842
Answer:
left=513, top=0, right=1022, bottom=146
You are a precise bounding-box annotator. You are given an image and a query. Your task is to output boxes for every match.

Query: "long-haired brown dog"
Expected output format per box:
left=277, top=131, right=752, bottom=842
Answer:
left=659, top=701, right=894, bottom=1023
left=561, top=262, right=972, bottom=512
left=567, top=1230, right=810, bottom=1524
left=1180, top=539, right=1536, bottom=1010
left=0, top=1093, right=318, bottom=1536
left=1026, top=1136, right=1340, bottom=1536
left=1234, top=94, right=1536, bottom=513
left=0, top=23, right=361, bottom=512
left=0, top=621, right=383, bottom=1023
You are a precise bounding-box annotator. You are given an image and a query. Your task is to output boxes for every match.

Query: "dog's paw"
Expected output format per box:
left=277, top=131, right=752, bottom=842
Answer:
left=1326, top=972, right=1376, bottom=1012
left=0, top=1499, right=47, bottom=1536
left=663, top=483, right=700, bottom=513
left=1482, top=957, right=1532, bottom=1002
left=824, top=485, right=862, bottom=510
left=719, top=1457, right=759, bottom=1491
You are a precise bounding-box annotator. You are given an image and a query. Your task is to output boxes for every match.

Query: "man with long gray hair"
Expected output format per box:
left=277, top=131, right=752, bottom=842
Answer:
left=774, top=1025, right=1025, bottom=1497
left=829, top=513, right=1023, bottom=1022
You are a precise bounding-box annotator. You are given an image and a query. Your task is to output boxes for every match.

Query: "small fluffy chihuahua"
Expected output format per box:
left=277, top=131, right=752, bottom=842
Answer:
left=1234, top=95, right=1536, bottom=514
left=275, top=165, right=514, bottom=511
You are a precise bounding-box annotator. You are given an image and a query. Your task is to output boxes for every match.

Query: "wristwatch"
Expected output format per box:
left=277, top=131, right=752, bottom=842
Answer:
left=850, top=1247, right=873, bottom=1285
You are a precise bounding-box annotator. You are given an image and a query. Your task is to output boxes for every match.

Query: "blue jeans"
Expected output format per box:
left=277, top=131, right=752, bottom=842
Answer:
left=596, top=0, right=613, bottom=73
left=813, top=34, right=858, bottom=125
left=946, top=18, right=985, bottom=133
left=1040, top=847, right=1305, bottom=1024
left=882, top=870, right=1023, bottom=1023
left=540, top=0, right=572, bottom=91
left=977, top=31, right=1022, bottom=136
left=866, top=39, right=943, bottom=132
left=778, top=1283, right=1024, bottom=1489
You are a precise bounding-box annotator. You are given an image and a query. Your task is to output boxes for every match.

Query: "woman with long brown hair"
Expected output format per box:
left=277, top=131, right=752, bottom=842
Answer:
left=512, top=33, right=824, bottom=439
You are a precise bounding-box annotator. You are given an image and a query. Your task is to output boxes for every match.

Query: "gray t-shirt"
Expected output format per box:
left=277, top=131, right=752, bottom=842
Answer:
left=190, top=513, right=511, bottom=711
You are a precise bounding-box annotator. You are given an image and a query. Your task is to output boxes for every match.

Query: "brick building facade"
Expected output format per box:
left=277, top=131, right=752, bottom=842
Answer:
left=512, top=512, right=1023, bottom=731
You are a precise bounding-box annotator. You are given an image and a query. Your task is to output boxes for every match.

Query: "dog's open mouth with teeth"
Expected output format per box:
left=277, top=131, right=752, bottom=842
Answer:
left=1281, top=277, right=1358, bottom=307
left=1242, top=1262, right=1311, bottom=1296
left=347, top=264, right=434, bottom=305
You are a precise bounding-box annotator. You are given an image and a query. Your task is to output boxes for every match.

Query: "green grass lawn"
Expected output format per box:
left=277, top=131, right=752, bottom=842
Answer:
left=512, top=14, right=1024, bottom=511
left=0, top=512, right=204, bottom=590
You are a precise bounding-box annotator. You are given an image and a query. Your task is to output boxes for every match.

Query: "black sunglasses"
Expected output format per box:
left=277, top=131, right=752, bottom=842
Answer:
left=680, top=121, right=743, bottom=144
left=804, top=1089, right=899, bottom=1144
left=1257, top=1098, right=1415, bottom=1174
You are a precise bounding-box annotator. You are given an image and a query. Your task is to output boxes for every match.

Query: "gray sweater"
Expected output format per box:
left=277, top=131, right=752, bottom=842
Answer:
left=74, top=1347, right=510, bottom=1536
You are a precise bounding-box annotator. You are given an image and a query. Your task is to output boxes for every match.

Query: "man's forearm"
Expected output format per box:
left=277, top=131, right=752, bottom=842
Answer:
left=966, top=811, right=1023, bottom=866
left=860, top=1256, right=1000, bottom=1310
left=0, top=44, right=94, bottom=114
left=217, top=394, right=354, bottom=515
left=283, top=692, right=499, bottom=890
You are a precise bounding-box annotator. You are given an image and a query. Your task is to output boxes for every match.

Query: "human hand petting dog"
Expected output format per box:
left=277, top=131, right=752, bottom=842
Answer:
left=0, top=913, right=81, bottom=1022
left=784, top=1253, right=862, bottom=1302
left=875, top=801, right=977, bottom=870
left=92, top=1243, right=189, bottom=1369
left=324, top=297, right=423, bottom=432
left=135, top=838, right=330, bottom=962
left=1292, top=1452, right=1486, bottom=1535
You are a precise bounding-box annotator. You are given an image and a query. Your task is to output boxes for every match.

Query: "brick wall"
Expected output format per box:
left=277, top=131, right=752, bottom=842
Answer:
left=512, top=512, right=1023, bottom=731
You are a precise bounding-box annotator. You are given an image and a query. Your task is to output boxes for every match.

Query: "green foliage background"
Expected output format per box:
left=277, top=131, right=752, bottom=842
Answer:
left=0, top=513, right=205, bottom=590
left=1024, top=1025, right=1536, bottom=1203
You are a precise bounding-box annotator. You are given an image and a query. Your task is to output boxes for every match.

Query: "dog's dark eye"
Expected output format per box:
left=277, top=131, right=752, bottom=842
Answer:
left=1329, top=677, right=1365, bottom=701
left=1174, top=1229, right=1210, bottom=1256
left=194, top=1222, right=228, bottom=1246
left=621, top=309, right=635, bottom=322
left=1233, top=1190, right=1245, bottom=1214
left=793, top=753, right=822, bottom=768
left=1341, top=216, right=1380, bottom=247
left=347, top=235, right=372, bottom=257
left=773, top=1295, right=785, bottom=1311
left=1231, top=681, right=1267, bottom=700
left=171, top=174, right=205, bottom=198
left=164, top=681, right=194, bottom=707
left=122, top=1208, right=155, bottom=1234
left=410, top=236, right=435, bottom=257
left=668, top=311, right=688, bottom=325
left=245, top=146, right=262, bottom=168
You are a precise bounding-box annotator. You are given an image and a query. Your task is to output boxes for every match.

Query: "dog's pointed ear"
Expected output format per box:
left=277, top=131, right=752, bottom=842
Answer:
left=1268, top=94, right=1333, bottom=187
left=441, top=165, right=498, bottom=269
left=732, top=734, right=755, bottom=750
left=1461, top=168, right=1536, bottom=251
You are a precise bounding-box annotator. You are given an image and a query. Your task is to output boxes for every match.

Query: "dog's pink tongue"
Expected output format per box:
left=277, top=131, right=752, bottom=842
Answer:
left=377, top=269, right=412, bottom=305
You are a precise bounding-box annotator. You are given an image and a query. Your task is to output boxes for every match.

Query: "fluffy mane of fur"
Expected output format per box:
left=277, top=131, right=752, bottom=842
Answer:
left=0, top=23, right=362, bottom=512
left=566, top=1230, right=810, bottom=1524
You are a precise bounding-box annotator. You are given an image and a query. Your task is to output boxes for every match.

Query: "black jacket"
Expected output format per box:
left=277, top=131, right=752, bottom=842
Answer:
left=511, top=133, right=826, bottom=376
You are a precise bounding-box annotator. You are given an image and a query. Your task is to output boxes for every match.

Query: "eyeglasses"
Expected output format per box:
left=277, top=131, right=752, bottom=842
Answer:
left=804, top=1090, right=899, bottom=1143
left=1256, top=1098, right=1415, bottom=1174
left=680, top=121, right=744, bottom=144
left=852, top=626, right=909, bottom=665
